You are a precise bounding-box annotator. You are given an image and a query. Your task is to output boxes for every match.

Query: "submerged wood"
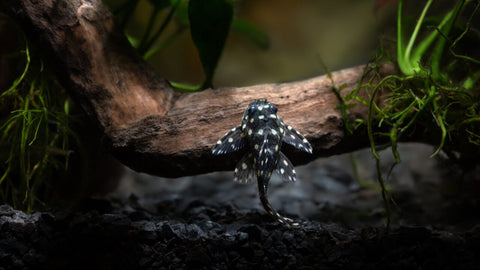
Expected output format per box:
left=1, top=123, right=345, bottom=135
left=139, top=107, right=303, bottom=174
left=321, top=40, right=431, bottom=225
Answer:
left=6, top=0, right=396, bottom=177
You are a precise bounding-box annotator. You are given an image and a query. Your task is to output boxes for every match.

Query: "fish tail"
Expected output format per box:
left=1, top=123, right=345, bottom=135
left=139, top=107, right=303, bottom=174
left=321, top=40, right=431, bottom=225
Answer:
left=257, top=178, right=303, bottom=228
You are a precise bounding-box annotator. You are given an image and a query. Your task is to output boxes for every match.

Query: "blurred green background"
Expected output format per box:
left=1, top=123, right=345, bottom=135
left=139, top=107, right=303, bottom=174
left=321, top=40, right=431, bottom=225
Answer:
left=108, top=0, right=396, bottom=87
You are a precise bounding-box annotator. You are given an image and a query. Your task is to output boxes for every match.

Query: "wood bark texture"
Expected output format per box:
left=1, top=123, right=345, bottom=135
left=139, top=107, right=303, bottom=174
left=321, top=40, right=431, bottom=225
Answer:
left=6, top=0, right=396, bottom=177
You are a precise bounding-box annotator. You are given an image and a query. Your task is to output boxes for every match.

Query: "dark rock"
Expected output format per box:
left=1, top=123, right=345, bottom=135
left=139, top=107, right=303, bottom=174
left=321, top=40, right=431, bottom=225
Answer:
left=0, top=188, right=479, bottom=269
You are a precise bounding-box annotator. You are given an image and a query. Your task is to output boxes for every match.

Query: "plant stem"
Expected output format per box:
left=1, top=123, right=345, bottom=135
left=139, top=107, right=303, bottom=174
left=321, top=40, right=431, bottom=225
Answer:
left=367, top=76, right=394, bottom=229
left=141, top=3, right=179, bottom=57
left=138, top=7, right=161, bottom=54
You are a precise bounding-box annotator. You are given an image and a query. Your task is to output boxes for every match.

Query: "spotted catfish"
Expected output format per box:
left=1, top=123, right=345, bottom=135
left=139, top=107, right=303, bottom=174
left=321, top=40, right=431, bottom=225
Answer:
left=212, top=99, right=312, bottom=227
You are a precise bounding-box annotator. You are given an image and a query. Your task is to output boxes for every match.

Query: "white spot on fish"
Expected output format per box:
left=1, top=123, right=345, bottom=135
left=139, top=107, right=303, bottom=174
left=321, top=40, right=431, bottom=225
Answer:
left=242, top=163, right=247, bottom=169
left=258, top=129, right=264, bottom=135
left=280, top=168, right=285, bottom=174
left=287, top=125, right=293, bottom=130
left=279, top=127, right=284, bottom=134
left=275, top=145, right=279, bottom=151
left=283, top=159, right=288, bottom=166
left=248, top=129, right=252, bottom=135
left=269, top=114, right=277, bottom=119
left=250, top=118, right=254, bottom=123
left=254, top=144, right=259, bottom=150
left=290, top=134, right=296, bottom=139
left=258, top=115, right=265, bottom=120
left=216, top=140, right=222, bottom=144
left=271, top=129, right=277, bottom=135
left=228, top=137, right=233, bottom=143
left=258, top=106, right=263, bottom=111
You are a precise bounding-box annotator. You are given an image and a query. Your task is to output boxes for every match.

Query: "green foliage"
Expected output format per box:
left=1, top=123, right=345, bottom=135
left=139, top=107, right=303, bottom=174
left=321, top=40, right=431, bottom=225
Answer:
left=136, top=0, right=182, bottom=57
left=231, top=19, right=269, bottom=50
left=320, top=60, right=353, bottom=135
left=1, top=0, right=269, bottom=210
left=389, top=0, right=480, bottom=158
left=341, top=0, right=480, bottom=227
left=108, top=0, right=269, bottom=90
left=0, top=41, right=80, bottom=212
left=188, top=0, right=233, bottom=89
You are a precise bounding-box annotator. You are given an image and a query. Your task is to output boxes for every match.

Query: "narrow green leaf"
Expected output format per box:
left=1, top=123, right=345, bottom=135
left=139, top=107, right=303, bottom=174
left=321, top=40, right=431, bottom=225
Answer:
left=232, top=18, right=269, bottom=50
left=138, top=2, right=179, bottom=55
left=410, top=10, right=453, bottom=72
left=396, top=0, right=410, bottom=75
left=174, top=0, right=190, bottom=24
left=144, top=25, right=186, bottom=60
left=431, top=0, right=465, bottom=81
left=148, top=0, right=170, bottom=10
left=1, top=43, right=30, bottom=98
left=403, top=0, right=433, bottom=74
left=170, top=81, right=202, bottom=91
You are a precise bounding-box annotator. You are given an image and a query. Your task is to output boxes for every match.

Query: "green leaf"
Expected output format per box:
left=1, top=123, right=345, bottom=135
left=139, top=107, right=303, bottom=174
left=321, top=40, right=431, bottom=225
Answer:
left=170, top=81, right=202, bottom=91
left=148, top=0, right=170, bottom=10
left=396, top=0, right=409, bottom=75
left=170, top=0, right=183, bottom=6
left=403, top=0, right=433, bottom=74
left=126, top=34, right=140, bottom=48
left=232, top=18, right=269, bottom=50
left=188, top=0, right=233, bottom=89
left=2, top=43, right=30, bottom=98
left=174, top=0, right=190, bottom=24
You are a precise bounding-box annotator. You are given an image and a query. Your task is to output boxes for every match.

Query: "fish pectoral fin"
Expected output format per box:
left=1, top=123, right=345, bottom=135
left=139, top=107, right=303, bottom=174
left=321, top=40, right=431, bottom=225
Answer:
left=233, top=153, right=256, bottom=184
left=280, top=120, right=313, bottom=154
left=212, top=125, right=246, bottom=155
left=276, top=152, right=297, bottom=182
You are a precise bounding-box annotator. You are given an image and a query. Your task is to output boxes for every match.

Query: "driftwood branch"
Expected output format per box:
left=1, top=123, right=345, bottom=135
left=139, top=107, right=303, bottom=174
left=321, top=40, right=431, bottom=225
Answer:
left=6, top=0, right=396, bottom=177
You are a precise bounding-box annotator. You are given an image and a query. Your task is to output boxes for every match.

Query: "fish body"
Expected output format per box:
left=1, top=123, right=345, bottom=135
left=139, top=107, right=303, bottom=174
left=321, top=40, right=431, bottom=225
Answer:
left=212, top=100, right=312, bottom=227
